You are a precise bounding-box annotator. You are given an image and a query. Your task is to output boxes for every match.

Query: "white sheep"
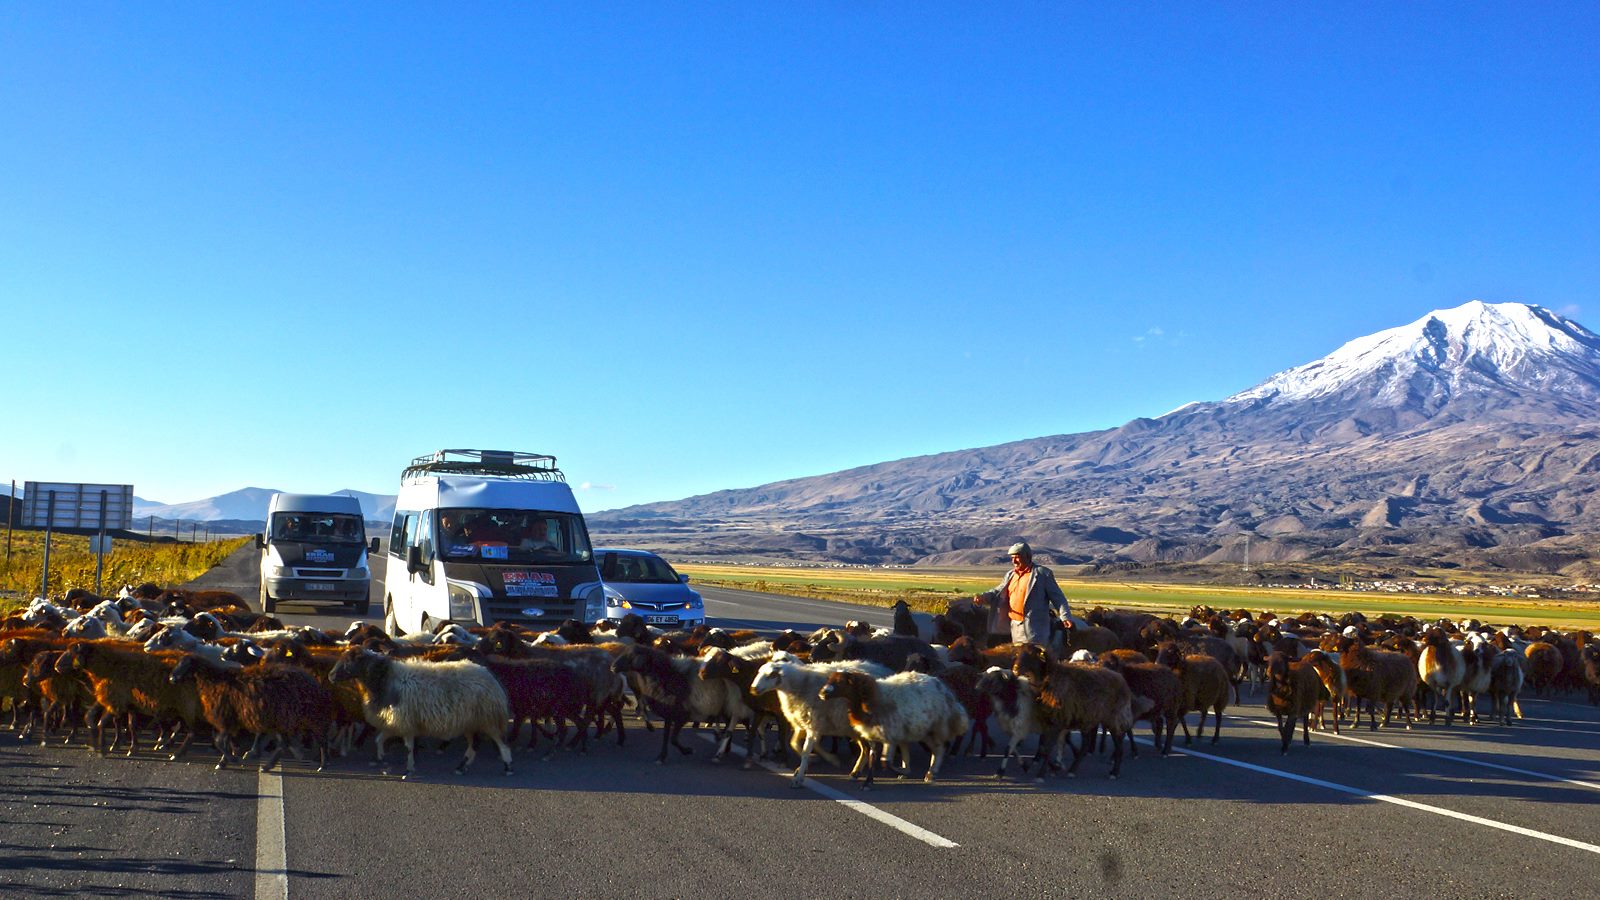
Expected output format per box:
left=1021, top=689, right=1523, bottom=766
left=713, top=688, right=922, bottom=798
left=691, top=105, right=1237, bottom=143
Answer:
left=749, top=651, right=891, bottom=787
left=818, top=669, right=970, bottom=789
left=328, top=649, right=513, bottom=779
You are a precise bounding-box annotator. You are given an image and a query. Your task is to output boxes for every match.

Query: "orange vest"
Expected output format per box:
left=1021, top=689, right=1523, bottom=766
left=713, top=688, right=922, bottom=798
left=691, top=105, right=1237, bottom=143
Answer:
left=1007, top=568, right=1034, bottom=622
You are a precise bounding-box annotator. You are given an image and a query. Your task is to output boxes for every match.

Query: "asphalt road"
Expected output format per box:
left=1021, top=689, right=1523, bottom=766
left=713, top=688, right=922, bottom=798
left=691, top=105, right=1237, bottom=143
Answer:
left=4, top=547, right=1599, bottom=898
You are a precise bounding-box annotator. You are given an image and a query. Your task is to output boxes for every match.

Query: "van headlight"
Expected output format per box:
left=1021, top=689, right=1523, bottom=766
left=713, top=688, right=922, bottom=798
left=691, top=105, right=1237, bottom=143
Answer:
left=448, top=583, right=480, bottom=623
left=582, top=585, right=606, bottom=623
left=269, top=565, right=290, bottom=578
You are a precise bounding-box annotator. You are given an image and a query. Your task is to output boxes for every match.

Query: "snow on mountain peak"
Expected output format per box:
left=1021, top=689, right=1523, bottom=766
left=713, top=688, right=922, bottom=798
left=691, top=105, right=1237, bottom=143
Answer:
left=1227, top=301, right=1600, bottom=406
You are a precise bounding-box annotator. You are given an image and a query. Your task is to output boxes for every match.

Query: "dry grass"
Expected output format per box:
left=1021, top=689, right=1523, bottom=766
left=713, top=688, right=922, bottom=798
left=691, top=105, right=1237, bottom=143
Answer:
left=0, top=530, right=251, bottom=613
left=680, top=563, right=1600, bottom=629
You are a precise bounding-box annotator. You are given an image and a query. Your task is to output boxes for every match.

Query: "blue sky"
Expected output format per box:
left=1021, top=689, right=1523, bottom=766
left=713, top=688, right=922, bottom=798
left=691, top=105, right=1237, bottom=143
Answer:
left=2, top=3, right=1595, bottom=510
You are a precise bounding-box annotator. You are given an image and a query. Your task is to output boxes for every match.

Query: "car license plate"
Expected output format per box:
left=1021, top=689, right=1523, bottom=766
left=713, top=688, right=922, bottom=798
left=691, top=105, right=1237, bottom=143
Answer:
left=305, top=583, right=335, bottom=591
left=645, top=615, right=679, bottom=626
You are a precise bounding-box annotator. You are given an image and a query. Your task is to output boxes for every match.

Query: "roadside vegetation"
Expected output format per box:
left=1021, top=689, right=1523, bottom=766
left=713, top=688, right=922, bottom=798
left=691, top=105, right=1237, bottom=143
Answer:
left=679, top=563, right=1600, bottom=629
left=0, top=531, right=251, bottom=613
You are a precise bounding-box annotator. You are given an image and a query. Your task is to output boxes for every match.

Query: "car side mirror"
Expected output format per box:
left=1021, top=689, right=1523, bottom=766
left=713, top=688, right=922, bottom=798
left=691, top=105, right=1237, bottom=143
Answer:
left=679, top=574, right=690, bottom=584
left=255, top=533, right=266, bottom=550
left=406, top=544, right=424, bottom=574
left=369, top=537, right=381, bottom=554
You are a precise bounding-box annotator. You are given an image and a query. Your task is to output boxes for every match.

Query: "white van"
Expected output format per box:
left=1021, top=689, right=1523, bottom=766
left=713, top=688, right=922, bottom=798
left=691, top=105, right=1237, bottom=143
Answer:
left=256, top=493, right=378, bottom=614
left=383, top=449, right=605, bottom=635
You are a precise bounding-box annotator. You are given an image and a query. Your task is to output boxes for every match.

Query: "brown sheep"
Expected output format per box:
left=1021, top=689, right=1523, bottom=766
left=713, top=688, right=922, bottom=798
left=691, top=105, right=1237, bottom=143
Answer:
left=1523, top=642, right=1563, bottom=697
left=1338, top=636, right=1417, bottom=730
left=1014, top=643, right=1147, bottom=778
left=1154, top=642, right=1229, bottom=745
left=1266, top=651, right=1322, bottom=753
left=1098, top=652, right=1181, bottom=756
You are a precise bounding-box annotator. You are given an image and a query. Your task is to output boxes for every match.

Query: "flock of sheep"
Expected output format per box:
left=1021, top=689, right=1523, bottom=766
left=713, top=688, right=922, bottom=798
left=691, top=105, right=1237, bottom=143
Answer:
left=2, top=583, right=1598, bottom=788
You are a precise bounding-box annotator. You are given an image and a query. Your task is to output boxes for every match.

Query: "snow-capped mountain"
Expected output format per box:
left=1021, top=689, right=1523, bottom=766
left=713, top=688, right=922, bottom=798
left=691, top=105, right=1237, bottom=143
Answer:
left=134, top=488, right=396, bottom=523
left=1228, top=301, right=1600, bottom=413
left=591, top=300, right=1600, bottom=574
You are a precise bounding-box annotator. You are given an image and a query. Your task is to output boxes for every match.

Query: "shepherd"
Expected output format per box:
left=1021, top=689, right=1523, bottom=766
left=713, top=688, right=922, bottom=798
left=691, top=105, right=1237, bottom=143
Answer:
left=974, top=542, right=1074, bottom=645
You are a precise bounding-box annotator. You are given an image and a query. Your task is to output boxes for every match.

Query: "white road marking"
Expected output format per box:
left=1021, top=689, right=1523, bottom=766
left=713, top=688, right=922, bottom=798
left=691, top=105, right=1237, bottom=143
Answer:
left=1235, top=717, right=1600, bottom=792
left=1133, top=737, right=1600, bottom=856
left=255, top=769, right=288, bottom=900
left=697, top=734, right=959, bottom=849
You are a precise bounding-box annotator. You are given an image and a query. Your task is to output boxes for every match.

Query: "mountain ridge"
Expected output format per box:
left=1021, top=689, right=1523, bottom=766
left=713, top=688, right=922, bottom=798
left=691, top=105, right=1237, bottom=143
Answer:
left=589, top=300, right=1600, bottom=574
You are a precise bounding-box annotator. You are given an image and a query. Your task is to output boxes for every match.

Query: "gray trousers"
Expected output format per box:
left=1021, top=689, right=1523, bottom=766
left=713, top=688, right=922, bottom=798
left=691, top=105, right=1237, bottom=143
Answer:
left=1010, top=619, right=1041, bottom=645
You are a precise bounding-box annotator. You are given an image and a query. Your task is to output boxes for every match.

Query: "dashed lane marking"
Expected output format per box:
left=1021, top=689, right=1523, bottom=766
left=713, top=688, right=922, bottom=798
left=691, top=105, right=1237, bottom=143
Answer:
left=1132, top=736, right=1600, bottom=856
left=1234, top=717, right=1600, bottom=793
left=696, top=734, right=959, bottom=849
left=255, top=769, right=288, bottom=900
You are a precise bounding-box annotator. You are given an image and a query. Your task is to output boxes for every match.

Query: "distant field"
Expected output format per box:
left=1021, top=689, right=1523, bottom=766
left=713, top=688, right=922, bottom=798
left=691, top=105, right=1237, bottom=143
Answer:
left=679, top=563, right=1600, bottom=629
left=0, top=531, right=251, bottom=613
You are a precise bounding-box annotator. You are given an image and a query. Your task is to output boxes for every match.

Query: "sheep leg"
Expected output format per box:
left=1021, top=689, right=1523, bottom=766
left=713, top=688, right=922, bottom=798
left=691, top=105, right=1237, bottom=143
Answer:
left=260, top=734, right=285, bottom=772
left=671, top=719, right=695, bottom=757
left=1162, top=715, right=1175, bottom=756
left=486, top=729, right=513, bottom=775
left=1106, top=727, right=1125, bottom=779
left=655, top=718, right=674, bottom=764
left=1301, top=713, right=1311, bottom=746
left=925, top=740, right=944, bottom=783
left=401, top=736, right=417, bottom=778
left=860, top=744, right=877, bottom=791
left=169, top=722, right=195, bottom=761
left=790, top=732, right=818, bottom=787
left=1277, top=716, right=1294, bottom=754
left=545, top=719, right=568, bottom=760
left=452, top=733, right=479, bottom=776
left=996, top=733, right=1020, bottom=778
left=1181, top=710, right=1195, bottom=745
left=1065, top=726, right=1092, bottom=777
left=1210, top=704, right=1223, bottom=744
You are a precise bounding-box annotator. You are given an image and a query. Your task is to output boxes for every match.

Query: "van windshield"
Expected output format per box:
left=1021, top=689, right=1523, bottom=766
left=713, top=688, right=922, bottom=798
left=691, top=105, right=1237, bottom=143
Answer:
left=272, top=512, right=365, bottom=544
left=436, top=509, right=592, bottom=564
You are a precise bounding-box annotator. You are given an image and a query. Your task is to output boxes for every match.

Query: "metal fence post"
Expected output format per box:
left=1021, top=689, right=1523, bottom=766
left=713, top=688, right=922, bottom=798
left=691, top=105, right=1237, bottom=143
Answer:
left=94, top=489, right=108, bottom=595
left=40, top=490, right=56, bottom=598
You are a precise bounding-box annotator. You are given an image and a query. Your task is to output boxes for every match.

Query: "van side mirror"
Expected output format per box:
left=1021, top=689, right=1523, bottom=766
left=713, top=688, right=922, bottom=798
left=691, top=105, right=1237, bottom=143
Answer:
left=406, top=544, right=423, bottom=574
left=679, top=574, right=690, bottom=584
left=369, top=537, right=381, bottom=554
left=255, top=533, right=266, bottom=550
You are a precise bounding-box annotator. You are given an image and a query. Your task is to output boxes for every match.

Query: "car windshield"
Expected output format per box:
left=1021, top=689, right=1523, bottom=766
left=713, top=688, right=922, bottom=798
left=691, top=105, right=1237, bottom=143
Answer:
left=604, top=553, right=680, bottom=584
left=272, top=512, right=364, bottom=544
left=436, top=508, right=592, bottom=565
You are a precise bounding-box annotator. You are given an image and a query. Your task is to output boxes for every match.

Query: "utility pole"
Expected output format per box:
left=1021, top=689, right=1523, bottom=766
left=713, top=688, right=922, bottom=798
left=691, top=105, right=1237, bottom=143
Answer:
left=1243, top=534, right=1251, bottom=572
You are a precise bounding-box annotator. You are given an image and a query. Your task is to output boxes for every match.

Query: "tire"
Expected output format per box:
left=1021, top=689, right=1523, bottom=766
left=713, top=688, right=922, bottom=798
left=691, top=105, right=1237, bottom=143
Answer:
left=384, top=596, right=404, bottom=637
left=260, top=582, right=277, bottom=614
left=347, top=599, right=371, bottom=618
left=419, top=613, right=435, bottom=636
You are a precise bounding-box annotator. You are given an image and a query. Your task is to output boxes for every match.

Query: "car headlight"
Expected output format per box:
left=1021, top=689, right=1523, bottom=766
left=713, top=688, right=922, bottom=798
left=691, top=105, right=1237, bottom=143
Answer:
left=604, top=586, right=630, bottom=609
left=687, top=592, right=703, bottom=610
left=448, top=583, right=480, bottom=622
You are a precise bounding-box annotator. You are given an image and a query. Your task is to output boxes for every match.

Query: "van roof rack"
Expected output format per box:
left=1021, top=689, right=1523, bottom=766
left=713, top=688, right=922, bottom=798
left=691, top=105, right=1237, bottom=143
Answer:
left=402, top=449, right=566, bottom=482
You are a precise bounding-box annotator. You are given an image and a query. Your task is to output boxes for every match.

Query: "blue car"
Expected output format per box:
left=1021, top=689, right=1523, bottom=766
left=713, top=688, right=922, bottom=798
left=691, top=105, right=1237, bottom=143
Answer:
left=596, top=548, right=705, bottom=630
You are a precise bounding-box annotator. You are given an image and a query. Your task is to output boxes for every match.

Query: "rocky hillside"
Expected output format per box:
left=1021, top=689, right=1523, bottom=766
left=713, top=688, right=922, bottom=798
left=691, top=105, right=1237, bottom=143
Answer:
left=590, top=301, right=1600, bottom=576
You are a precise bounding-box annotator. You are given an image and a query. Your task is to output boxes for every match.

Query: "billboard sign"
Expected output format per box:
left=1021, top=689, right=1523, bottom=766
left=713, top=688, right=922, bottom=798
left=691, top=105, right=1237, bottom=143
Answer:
left=21, top=482, right=135, bottom=530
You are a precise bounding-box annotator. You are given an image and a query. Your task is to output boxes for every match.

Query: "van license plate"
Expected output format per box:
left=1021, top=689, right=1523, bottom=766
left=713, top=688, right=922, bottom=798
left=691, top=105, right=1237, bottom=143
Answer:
left=645, top=615, right=678, bottom=625
left=305, top=583, right=334, bottom=591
